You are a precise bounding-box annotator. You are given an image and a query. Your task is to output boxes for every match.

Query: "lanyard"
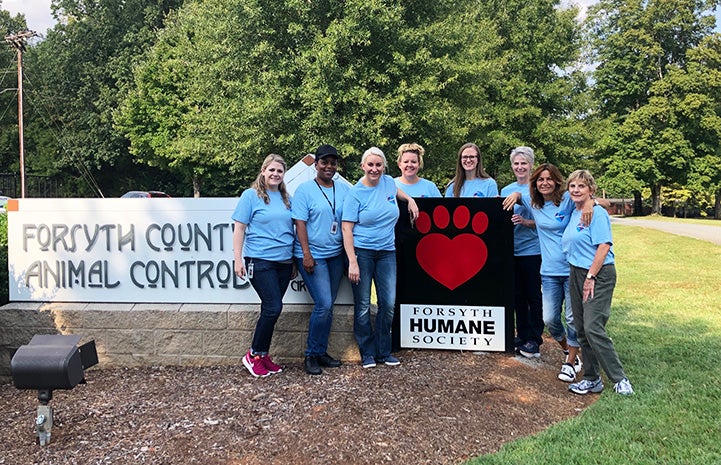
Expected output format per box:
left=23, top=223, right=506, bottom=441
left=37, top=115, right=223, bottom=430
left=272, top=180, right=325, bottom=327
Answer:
left=314, top=179, right=335, bottom=215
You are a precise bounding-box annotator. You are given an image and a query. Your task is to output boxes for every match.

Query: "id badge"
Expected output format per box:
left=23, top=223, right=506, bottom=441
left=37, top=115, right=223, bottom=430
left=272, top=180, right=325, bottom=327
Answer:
left=330, top=221, right=338, bottom=234
left=247, top=261, right=254, bottom=279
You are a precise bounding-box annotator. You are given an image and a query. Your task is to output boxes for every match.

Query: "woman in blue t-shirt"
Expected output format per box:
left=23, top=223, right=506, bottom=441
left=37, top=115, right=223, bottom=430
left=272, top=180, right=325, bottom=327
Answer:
left=445, top=142, right=498, bottom=198
left=394, top=142, right=442, bottom=198
left=292, top=144, right=350, bottom=375
left=562, top=170, right=633, bottom=396
left=499, top=147, right=543, bottom=361
left=232, top=154, right=295, bottom=378
left=342, top=147, right=418, bottom=368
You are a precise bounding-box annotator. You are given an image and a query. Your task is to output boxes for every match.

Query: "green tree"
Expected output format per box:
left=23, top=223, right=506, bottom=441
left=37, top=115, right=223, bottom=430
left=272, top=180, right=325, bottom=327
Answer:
left=0, top=5, right=28, bottom=180
left=117, top=0, right=585, bottom=192
left=586, top=0, right=719, bottom=214
left=22, top=0, right=185, bottom=197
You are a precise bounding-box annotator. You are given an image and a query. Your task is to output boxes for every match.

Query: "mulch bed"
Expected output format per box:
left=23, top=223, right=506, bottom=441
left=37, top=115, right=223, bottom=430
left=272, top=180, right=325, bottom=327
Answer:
left=0, top=339, right=594, bottom=464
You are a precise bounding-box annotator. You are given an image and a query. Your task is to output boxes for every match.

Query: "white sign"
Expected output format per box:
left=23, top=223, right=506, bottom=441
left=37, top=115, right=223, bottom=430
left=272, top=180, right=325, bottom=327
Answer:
left=7, top=198, right=352, bottom=304
left=400, top=304, right=505, bottom=351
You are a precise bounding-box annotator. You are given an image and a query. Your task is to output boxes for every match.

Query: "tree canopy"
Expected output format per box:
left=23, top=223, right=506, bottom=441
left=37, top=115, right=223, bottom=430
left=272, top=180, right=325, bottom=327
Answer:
left=116, top=0, right=584, bottom=193
left=1, top=0, right=719, bottom=216
left=587, top=0, right=721, bottom=215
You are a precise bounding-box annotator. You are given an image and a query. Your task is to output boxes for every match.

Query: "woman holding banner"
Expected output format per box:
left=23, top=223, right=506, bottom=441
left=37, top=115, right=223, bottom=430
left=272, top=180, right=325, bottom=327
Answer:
left=342, top=147, right=418, bottom=368
left=233, top=154, right=295, bottom=378
left=499, top=147, right=544, bottom=360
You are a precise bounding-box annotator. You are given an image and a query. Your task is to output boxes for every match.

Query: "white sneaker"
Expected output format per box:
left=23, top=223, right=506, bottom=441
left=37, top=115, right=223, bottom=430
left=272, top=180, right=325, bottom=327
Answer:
left=558, top=363, right=576, bottom=382
left=569, top=377, right=604, bottom=395
left=614, top=377, right=634, bottom=395
left=573, top=354, right=583, bottom=373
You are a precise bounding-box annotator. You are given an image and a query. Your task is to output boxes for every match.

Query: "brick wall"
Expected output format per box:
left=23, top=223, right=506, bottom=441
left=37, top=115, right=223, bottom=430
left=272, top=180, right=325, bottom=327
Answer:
left=0, top=302, right=360, bottom=380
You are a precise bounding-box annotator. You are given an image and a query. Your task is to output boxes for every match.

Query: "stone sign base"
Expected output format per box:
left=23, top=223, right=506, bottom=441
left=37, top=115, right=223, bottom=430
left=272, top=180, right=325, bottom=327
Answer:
left=0, top=302, right=360, bottom=380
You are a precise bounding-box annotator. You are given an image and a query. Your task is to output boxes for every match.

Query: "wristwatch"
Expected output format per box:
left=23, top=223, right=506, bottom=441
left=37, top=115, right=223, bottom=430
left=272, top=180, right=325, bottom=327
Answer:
left=586, top=273, right=596, bottom=280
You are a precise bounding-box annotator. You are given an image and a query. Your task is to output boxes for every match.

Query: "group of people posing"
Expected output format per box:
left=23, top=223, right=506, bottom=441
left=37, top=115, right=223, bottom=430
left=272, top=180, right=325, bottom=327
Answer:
left=231, top=141, right=633, bottom=396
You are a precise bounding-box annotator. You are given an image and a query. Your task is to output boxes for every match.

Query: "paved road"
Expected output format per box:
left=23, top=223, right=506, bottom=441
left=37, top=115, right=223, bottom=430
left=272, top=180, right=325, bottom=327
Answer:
left=610, top=217, right=721, bottom=246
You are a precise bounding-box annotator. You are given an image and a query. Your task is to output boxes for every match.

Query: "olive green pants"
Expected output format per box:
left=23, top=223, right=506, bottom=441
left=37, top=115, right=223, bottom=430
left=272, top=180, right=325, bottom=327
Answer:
left=569, top=264, right=627, bottom=384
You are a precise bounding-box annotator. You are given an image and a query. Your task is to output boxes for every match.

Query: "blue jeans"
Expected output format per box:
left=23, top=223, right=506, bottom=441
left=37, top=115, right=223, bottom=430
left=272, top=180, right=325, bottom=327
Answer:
left=296, top=253, right=345, bottom=357
left=351, top=248, right=396, bottom=359
left=541, top=274, right=578, bottom=347
left=247, top=258, right=293, bottom=355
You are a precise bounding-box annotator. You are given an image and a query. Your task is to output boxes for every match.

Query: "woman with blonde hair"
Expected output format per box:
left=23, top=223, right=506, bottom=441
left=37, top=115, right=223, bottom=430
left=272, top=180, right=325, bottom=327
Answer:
left=563, top=170, right=633, bottom=395
left=232, top=154, right=295, bottom=377
left=394, top=142, right=441, bottom=198
left=342, top=147, right=418, bottom=368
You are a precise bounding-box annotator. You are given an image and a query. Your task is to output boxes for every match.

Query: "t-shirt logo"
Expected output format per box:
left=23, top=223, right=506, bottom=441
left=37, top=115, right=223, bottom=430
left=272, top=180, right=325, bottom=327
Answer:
left=575, top=222, right=587, bottom=232
left=554, top=212, right=566, bottom=222
left=386, top=196, right=396, bottom=204
left=472, top=192, right=485, bottom=198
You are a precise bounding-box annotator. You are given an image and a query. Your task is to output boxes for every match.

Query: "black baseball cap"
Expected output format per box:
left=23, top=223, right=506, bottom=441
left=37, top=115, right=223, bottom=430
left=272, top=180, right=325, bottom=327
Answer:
left=315, top=144, right=341, bottom=160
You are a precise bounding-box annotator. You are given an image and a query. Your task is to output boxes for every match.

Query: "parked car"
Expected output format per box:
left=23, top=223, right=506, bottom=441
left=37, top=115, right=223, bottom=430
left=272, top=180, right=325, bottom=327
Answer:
left=120, top=191, right=171, bottom=198
left=0, top=195, right=10, bottom=213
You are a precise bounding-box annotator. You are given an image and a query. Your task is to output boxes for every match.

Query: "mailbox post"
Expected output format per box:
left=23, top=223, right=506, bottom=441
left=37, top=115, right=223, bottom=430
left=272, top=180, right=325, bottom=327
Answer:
left=11, top=334, right=98, bottom=446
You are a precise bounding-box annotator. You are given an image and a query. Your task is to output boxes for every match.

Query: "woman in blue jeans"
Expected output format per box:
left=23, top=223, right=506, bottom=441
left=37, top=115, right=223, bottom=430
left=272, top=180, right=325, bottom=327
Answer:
left=504, top=164, right=597, bottom=382
left=232, top=154, right=295, bottom=378
left=342, top=147, right=418, bottom=368
left=292, top=144, right=351, bottom=375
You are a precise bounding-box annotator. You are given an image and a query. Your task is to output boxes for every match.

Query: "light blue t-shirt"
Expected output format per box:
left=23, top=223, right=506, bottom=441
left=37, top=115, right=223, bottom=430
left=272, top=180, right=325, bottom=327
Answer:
left=521, top=192, right=575, bottom=276
left=231, top=188, right=294, bottom=261
left=394, top=177, right=442, bottom=198
left=445, top=177, right=498, bottom=198
left=500, top=182, right=540, bottom=257
left=342, top=174, right=399, bottom=251
left=291, top=179, right=350, bottom=259
left=561, top=205, right=615, bottom=269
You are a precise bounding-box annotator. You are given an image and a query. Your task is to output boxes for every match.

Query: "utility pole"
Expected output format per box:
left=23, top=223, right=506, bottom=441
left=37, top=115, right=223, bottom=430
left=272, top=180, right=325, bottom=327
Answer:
left=5, top=31, right=37, bottom=198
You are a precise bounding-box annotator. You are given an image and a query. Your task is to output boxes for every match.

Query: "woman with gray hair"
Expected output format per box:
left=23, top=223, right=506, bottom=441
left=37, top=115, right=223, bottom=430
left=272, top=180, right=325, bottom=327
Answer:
left=562, top=170, right=633, bottom=395
left=500, top=147, right=543, bottom=359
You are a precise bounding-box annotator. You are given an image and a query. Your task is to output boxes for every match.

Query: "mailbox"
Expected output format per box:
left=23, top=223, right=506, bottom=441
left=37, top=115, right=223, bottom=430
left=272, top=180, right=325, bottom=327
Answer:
left=10, top=334, right=98, bottom=446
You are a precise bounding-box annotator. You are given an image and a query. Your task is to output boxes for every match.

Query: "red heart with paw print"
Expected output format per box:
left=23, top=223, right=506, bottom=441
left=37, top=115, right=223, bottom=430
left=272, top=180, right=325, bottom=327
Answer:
left=416, top=233, right=488, bottom=290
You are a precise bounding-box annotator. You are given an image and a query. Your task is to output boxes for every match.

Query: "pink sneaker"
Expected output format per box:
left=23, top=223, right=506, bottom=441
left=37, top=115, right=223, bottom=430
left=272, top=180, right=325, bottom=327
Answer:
left=243, top=351, right=270, bottom=378
left=261, top=354, right=283, bottom=374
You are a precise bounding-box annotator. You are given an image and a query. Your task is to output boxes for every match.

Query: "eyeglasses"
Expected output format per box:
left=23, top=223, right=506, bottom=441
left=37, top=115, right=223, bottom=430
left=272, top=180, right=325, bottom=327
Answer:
left=461, top=155, right=477, bottom=160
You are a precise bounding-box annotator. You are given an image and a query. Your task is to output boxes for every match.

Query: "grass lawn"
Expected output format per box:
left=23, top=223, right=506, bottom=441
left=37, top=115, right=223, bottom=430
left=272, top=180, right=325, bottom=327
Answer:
left=466, top=224, right=721, bottom=465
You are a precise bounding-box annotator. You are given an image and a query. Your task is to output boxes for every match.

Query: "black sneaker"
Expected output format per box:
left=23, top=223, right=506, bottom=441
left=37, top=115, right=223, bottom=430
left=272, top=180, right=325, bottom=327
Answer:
left=304, top=356, right=322, bottom=375
left=317, top=353, right=342, bottom=368
left=518, top=341, right=541, bottom=358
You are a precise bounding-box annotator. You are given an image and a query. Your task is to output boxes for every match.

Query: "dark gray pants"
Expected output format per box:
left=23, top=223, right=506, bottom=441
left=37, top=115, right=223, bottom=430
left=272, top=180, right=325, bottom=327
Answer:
left=569, top=264, right=627, bottom=383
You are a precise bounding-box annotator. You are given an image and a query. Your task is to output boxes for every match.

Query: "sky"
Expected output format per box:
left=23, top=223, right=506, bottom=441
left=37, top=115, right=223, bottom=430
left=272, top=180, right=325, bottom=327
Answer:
left=3, top=0, right=56, bottom=34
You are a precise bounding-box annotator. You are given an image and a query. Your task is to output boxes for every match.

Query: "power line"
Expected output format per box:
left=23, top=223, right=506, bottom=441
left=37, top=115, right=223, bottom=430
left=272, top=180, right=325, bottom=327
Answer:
left=22, top=73, right=105, bottom=198
left=4, top=31, right=36, bottom=198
